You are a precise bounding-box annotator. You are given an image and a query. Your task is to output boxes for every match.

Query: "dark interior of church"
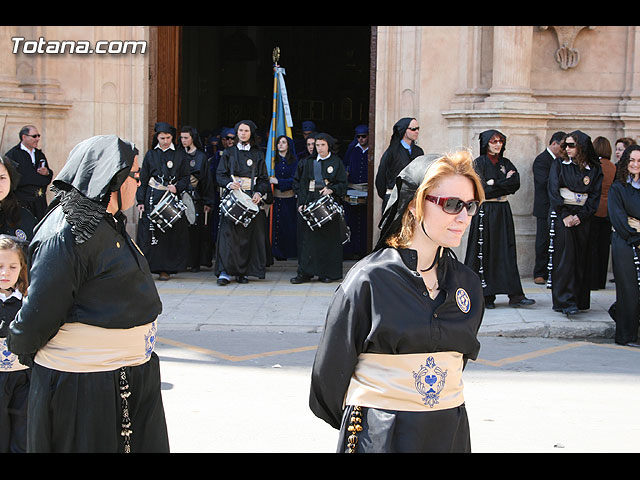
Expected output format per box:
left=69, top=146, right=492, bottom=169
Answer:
left=179, top=26, right=371, bottom=157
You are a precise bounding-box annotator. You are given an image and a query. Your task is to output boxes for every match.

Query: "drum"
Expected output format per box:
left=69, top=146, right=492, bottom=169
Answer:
left=149, top=191, right=187, bottom=233
left=300, top=195, right=341, bottom=231
left=221, top=189, right=259, bottom=228
left=181, top=191, right=196, bottom=225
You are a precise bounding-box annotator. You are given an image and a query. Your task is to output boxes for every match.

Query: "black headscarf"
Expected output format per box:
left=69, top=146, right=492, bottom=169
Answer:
left=568, top=130, right=599, bottom=168
left=478, top=129, right=506, bottom=157
left=375, top=153, right=440, bottom=251
left=151, top=122, right=177, bottom=148
left=50, top=135, right=138, bottom=243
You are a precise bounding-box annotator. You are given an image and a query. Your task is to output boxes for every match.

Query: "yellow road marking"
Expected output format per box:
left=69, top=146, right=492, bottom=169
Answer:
left=157, top=338, right=639, bottom=364
left=157, top=337, right=317, bottom=362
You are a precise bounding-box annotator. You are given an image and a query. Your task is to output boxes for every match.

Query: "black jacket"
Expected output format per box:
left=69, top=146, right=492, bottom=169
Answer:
left=4, top=143, right=53, bottom=198
left=532, top=149, right=554, bottom=218
left=6, top=206, right=162, bottom=356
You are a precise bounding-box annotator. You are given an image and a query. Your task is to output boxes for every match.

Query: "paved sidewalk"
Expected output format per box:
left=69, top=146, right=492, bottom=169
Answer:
left=154, top=260, right=617, bottom=340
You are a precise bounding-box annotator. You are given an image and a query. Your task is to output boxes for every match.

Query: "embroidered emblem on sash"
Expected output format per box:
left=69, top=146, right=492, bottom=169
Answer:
left=14, top=229, right=27, bottom=242
left=144, top=321, right=157, bottom=360
left=456, top=288, right=471, bottom=313
left=0, top=339, right=16, bottom=370
left=413, top=356, right=448, bottom=408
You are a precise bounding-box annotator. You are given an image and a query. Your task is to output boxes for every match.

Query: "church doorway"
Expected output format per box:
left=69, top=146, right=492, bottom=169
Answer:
left=151, top=25, right=376, bottom=252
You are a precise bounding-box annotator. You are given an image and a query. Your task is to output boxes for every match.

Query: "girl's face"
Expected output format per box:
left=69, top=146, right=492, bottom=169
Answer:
left=0, top=163, right=12, bottom=202
left=616, top=142, right=626, bottom=161
left=315, top=139, right=329, bottom=157
left=306, top=138, right=315, bottom=154
left=277, top=137, right=288, bottom=154
left=0, top=249, right=21, bottom=292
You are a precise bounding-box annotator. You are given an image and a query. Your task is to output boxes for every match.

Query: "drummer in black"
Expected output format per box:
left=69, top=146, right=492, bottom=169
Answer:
left=180, top=126, right=215, bottom=271
left=291, top=133, right=348, bottom=284
left=136, top=122, right=191, bottom=281
left=214, top=120, right=270, bottom=285
left=547, top=131, right=603, bottom=315
left=607, top=144, right=640, bottom=347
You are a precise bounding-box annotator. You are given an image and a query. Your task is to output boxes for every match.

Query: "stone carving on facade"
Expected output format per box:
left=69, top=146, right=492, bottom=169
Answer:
left=540, top=26, right=595, bottom=70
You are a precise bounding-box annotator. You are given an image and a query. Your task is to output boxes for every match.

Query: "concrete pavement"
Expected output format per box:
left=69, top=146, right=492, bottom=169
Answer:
left=154, top=259, right=618, bottom=340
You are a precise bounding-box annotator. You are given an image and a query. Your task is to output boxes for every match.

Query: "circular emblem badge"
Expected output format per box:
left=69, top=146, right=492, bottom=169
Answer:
left=455, top=288, right=471, bottom=314
left=166, top=160, right=174, bottom=169
left=246, top=159, right=253, bottom=167
left=583, top=176, right=590, bottom=185
left=190, top=159, right=196, bottom=167
left=14, top=229, right=27, bottom=242
left=327, top=165, right=334, bottom=174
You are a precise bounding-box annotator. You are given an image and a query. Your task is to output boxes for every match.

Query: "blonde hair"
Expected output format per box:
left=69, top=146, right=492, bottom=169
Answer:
left=386, top=150, right=484, bottom=249
left=0, top=237, right=28, bottom=296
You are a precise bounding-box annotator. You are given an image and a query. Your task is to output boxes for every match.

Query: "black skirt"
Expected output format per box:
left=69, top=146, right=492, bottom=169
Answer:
left=337, top=404, right=471, bottom=453
left=27, top=352, right=169, bottom=453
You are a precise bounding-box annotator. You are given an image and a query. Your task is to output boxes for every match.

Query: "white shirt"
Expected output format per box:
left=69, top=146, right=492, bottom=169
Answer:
left=20, top=142, right=36, bottom=166
left=154, top=143, right=175, bottom=152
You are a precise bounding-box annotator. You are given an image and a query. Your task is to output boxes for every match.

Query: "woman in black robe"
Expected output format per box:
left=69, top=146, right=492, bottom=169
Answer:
left=547, top=130, right=603, bottom=315
left=374, top=117, right=424, bottom=212
left=5, top=134, right=169, bottom=452
left=607, top=144, right=640, bottom=347
left=215, top=120, right=270, bottom=285
left=310, top=151, right=486, bottom=453
left=180, top=126, right=215, bottom=270
left=291, top=133, right=348, bottom=283
left=136, top=122, right=191, bottom=280
left=464, top=130, right=534, bottom=309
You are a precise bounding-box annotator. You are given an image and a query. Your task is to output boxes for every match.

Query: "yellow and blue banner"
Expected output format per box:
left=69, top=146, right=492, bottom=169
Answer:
left=266, top=66, right=293, bottom=176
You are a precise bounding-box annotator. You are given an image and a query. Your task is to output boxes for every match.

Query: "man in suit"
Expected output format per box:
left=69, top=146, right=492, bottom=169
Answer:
left=532, top=131, right=566, bottom=284
left=4, top=125, right=53, bottom=221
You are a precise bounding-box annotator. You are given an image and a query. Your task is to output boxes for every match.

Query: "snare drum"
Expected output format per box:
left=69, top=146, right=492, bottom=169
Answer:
left=149, top=191, right=187, bottom=233
left=221, top=189, right=259, bottom=228
left=300, top=195, right=341, bottom=231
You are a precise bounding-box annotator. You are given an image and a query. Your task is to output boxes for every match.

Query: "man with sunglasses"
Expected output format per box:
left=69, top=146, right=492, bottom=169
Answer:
left=464, top=129, right=535, bottom=309
left=5, top=125, right=53, bottom=222
left=375, top=117, right=424, bottom=212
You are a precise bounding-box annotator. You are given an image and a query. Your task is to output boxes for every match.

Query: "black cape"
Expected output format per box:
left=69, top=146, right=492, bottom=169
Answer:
left=214, top=144, right=270, bottom=278
left=136, top=146, right=191, bottom=273
left=6, top=135, right=169, bottom=452
left=464, top=153, right=524, bottom=297
left=309, top=247, right=484, bottom=452
left=607, top=180, right=640, bottom=344
left=295, top=153, right=348, bottom=280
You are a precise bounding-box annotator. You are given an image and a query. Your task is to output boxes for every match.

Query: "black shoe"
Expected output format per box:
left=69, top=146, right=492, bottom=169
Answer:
left=217, top=277, right=230, bottom=286
left=509, top=297, right=536, bottom=307
left=290, top=274, right=311, bottom=284
left=563, top=306, right=579, bottom=315
left=236, top=275, right=249, bottom=284
left=485, top=302, right=495, bottom=309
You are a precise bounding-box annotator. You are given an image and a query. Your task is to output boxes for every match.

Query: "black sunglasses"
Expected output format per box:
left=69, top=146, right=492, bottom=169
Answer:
left=563, top=142, right=576, bottom=149
left=407, top=126, right=420, bottom=131
left=425, top=195, right=479, bottom=216
left=26, top=134, right=41, bottom=138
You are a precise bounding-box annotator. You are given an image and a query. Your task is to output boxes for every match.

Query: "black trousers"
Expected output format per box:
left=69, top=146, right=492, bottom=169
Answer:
left=588, top=215, right=612, bottom=290
left=0, top=369, right=30, bottom=453
left=551, top=215, right=592, bottom=311
left=534, top=216, right=550, bottom=279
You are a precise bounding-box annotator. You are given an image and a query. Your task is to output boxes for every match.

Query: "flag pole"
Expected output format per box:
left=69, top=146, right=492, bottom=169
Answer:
left=269, top=47, right=280, bottom=246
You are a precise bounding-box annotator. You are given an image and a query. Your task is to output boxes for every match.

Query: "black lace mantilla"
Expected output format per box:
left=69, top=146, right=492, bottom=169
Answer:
left=51, top=185, right=108, bottom=244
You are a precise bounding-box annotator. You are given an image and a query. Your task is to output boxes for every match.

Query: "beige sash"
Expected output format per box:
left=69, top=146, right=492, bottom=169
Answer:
left=0, top=337, right=29, bottom=371
left=560, top=187, right=588, bottom=206
left=35, top=321, right=157, bottom=373
left=345, top=352, right=465, bottom=412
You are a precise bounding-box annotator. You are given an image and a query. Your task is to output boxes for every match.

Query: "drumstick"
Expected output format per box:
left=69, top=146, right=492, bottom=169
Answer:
left=205, top=210, right=208, bottom=226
